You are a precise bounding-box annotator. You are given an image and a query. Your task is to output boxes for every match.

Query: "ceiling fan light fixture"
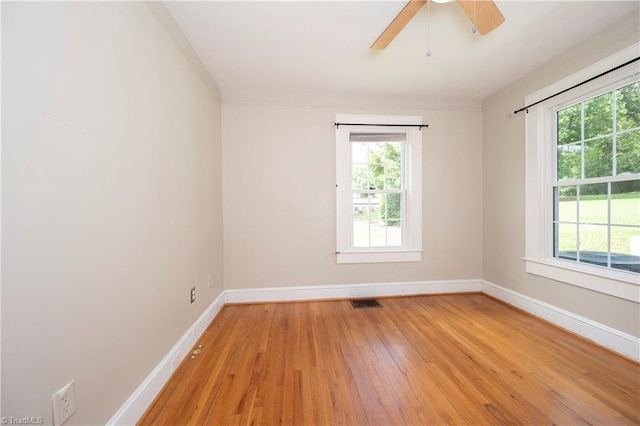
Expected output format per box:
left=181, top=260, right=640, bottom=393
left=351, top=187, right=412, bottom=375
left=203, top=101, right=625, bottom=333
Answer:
left=370, top=0, right=504, bottom=50
left=431, top=0, right=454, bottom=3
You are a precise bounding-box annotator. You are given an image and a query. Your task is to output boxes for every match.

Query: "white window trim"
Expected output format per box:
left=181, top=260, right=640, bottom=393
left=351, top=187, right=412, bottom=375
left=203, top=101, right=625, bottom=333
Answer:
left=336, top=114, right=423, bottom=264
left=524, top=44, right=640, bottom=302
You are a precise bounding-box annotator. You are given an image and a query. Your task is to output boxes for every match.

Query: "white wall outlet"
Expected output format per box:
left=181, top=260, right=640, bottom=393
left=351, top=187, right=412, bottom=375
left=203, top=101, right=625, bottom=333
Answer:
left=52, top=379, right=77, bottom=426
left=207, top=273, right=212, bottom=288
left=190, top=286, right=196, bottom=304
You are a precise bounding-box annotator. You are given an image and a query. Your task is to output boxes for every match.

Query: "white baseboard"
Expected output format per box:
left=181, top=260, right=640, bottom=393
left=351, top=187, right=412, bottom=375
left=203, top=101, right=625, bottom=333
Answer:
left=224, top=279, right=482, bottom=304
left=106, top=291, right=226, bottom=426
left=482, top=280, right=640, bottom=362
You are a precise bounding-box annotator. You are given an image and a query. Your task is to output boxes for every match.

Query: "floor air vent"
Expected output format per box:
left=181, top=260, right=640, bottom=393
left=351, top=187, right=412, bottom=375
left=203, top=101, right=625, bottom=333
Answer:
left=351, top=299, right=382, bottom=309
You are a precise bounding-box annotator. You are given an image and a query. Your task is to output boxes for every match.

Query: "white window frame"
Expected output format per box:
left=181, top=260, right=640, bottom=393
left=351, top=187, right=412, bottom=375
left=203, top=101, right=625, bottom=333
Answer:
left=524, top=44, right=640, bottom=302
left=336, top=114, right=422, bottom=264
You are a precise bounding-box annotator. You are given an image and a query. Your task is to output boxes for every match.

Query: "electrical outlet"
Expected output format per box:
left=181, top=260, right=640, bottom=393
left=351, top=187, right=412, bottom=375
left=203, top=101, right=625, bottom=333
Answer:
left=190, top=286, right=196, bottom=304
left=207, top=273, right=212, bottom=288
left=52, top=379, right=77, bottom=426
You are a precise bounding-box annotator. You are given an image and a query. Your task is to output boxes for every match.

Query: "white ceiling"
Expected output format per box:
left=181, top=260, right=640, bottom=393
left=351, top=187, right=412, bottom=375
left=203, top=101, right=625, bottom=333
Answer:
left=165, top=1, right=639, bottom=103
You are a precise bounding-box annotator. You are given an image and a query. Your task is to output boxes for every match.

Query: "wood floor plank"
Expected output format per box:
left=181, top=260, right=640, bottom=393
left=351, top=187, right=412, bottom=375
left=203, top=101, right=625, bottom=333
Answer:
left=139, top=294, right=640, bottom=425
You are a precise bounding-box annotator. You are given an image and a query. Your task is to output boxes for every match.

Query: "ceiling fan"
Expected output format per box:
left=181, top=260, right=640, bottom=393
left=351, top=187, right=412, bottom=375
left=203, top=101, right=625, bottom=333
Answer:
left=371, top=0, right=505, bottom=50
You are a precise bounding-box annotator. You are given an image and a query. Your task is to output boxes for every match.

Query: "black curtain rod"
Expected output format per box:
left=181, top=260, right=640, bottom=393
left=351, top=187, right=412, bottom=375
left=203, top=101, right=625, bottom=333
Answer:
left=512, top=56, right=640, bottom=115
left=334, top=123, right=429, bottom=130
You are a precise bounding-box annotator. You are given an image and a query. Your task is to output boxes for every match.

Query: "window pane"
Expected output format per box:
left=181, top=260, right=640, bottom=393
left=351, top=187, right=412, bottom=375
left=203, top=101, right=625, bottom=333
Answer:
left=369, top=195, right=381, bottom=220
left=558, top=184, right=577, bottom=202
left=353, top=219, right=369, bottom=248
left=616, top=81, right=640, bottom=131
left=584, top=92, right=613, bottom=139
left=352, top=164, right=371, bottom=190
left=578, top=183, right=607, bottom=224
left=386, top=221, right=402, bottom=247
left=380, top=142, right=402, bottom=189
left=370, top=221, right=387, bottom=247
left=385, top=163, right=402, bottom=190
left=380, top=193, right=402, bottom=223
left=555, top=186, right=577, bottom=222
left=611, top=181, right=640, bottom=226
left=368, top=164, right=381, bottom=189
left=578, top=224, right=609, bottom=267
left=557, top=104, right=581, bottom=145
left=382, top=142, right=402, bottom=164
left=616, top=130, right=640, bottom=174
left=611, top=226, right=638, bottom=255
left=584, top=137, right=612, bottom=178
left=610, top=172, right=640, bottom=273
left=555, top=223, right=577, bottom=258
left=351, top=142, right=369, bottom=163
left=557, top=143, right=581, bottom=180
left=611, top=226, right=640, bottom=273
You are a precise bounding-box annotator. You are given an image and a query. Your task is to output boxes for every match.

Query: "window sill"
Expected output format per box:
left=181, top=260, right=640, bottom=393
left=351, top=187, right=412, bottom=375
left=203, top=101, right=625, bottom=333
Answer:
left=524, top=258, right=639, bottom=302
left=337, top=250, right=422, bottom=264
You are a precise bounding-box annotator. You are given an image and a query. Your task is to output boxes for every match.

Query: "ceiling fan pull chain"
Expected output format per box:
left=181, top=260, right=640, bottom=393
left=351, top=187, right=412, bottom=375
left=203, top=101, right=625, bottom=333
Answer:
left=426, top=0, right=432, bottom=57
left=472, top=0, right=478, bottom=33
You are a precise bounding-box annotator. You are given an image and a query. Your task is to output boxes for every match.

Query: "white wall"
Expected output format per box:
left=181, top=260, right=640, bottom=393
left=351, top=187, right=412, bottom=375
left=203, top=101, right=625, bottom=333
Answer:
left=482, top=13, right=640, bottom=337
left=222, top=98, right=483, bottom=289
left=1, top=2, right=224, bottom=424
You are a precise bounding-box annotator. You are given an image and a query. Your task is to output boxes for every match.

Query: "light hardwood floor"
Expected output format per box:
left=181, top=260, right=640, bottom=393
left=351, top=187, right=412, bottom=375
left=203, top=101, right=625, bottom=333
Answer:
left=139, top=294, right=640, bottom=425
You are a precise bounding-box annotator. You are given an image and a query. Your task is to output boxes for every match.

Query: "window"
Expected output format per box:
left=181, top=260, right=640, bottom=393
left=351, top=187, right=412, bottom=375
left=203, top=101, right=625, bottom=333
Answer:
left=553, top=82, right=640, bottom=274
left=524, top=45, right=640, bottom=302
left=336, top=114, right=422, bottom=264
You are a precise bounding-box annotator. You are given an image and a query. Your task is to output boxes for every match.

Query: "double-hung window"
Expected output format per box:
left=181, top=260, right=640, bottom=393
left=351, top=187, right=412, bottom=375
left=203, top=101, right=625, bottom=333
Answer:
left=336, top=114, right=422, bottom=264
left=525, top=47, right=640, bottom=301
left=553, top=81, right=639, bottom=273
